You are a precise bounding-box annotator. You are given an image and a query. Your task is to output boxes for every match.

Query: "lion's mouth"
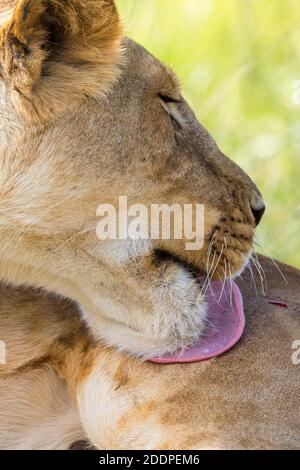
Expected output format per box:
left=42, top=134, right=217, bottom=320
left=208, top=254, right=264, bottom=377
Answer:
left=154, top=249, right=206, bottom=279
left=149, top=278, right=246, bottom=364
left=154, top=233, right=253, bottom=282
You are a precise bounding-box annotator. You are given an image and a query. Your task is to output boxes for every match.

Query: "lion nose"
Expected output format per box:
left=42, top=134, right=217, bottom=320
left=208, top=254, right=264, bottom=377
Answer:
left=251, top=198, right=266, bottom=227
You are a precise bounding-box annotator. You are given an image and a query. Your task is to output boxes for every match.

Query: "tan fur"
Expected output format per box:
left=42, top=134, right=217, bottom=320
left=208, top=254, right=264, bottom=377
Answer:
left=3, top=0, right=297, bottom=451
left=0, top=0, right=123, bottom=121
left=0, top=0, right=267, bottom=358
left=0, top=256, right=299, bottom=450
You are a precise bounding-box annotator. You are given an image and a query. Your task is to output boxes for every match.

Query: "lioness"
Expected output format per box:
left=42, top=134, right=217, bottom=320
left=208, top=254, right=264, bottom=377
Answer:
left=0, top=256, right=299, bottom=450
left=0, top=0, right=266, bottom=358
left=0, top=0, right=299, bottom=451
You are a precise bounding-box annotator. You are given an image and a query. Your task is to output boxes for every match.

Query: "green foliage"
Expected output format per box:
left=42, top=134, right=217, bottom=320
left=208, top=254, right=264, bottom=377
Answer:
left=117, top=0, right=300, bottom=268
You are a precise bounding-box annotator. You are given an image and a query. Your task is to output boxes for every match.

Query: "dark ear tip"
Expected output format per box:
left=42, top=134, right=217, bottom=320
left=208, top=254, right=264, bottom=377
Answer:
left=7, top=30, right=30, bottom=58
left=21, top=0, right=32, bottom=22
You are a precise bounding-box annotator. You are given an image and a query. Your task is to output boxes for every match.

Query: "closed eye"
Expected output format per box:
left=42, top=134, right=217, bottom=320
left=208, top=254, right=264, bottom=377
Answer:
left=158, top=93, right=184, bottom=129
left=158, top=93, right=181, bottom=104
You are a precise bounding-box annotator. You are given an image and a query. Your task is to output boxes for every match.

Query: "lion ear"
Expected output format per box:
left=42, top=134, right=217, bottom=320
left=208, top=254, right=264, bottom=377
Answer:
left=1, top=0, right=124, bottom=120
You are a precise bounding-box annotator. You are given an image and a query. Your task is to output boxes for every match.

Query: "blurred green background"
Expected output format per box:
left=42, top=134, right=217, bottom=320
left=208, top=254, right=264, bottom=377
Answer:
left=116, top=0, right=300, bottom=268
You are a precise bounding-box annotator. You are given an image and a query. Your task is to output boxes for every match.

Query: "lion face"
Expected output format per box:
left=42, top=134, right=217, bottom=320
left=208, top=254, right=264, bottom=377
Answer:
left=0, top=1, right=265, bottom=357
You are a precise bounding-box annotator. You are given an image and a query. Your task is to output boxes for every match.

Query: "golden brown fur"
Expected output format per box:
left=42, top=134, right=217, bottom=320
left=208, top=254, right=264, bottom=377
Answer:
left=0, top=255, right=299, bottom=450
left=0, top=0, right=123, bottom=121
left=1, top=0, right=297, bottom=451
left=0, top=0, right=266, bottom=358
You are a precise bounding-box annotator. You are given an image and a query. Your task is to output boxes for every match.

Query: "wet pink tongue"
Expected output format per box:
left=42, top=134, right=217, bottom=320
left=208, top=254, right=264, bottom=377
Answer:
left=149, top=280, right=245, bottom=364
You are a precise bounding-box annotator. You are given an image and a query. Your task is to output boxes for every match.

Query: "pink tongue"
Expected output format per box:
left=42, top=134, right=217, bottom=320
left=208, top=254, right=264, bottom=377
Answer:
left=149, top=280, right=245, bottom=364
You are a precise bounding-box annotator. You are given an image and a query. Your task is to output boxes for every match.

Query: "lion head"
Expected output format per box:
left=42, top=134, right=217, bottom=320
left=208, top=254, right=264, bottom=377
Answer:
left=0, top=0, right=265, bottom=357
